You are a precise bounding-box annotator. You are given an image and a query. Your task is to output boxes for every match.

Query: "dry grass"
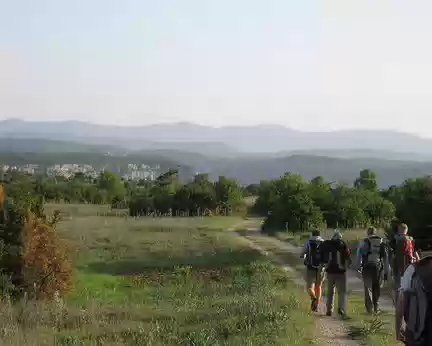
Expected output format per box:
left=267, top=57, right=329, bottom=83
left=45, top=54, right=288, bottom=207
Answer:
left=0, top=204, right=316, bottom=345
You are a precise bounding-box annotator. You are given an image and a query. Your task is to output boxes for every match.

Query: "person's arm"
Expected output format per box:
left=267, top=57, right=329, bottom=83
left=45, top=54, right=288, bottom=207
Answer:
left=356, top=240, right=364, bottom=268
left=396, top=265, right=415, bottom=341
left=301, top=240, right=309, bottom=258
left=410, top=238, right=420, bottom=262
left=346, top=245, right=352, bottom=267
left=380, top=243, right=390, bottom=277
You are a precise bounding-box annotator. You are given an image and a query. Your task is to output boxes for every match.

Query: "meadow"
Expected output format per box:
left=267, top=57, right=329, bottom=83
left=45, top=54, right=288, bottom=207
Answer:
left=0, top=203, right=315, bottom=346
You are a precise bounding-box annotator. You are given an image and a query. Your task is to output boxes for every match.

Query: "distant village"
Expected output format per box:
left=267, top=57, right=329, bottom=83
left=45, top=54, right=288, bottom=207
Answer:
left=0, top=163, right=161, bottom=181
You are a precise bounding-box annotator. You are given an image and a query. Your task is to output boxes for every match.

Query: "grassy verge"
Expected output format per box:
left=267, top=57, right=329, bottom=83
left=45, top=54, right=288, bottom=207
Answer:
left=345, top=294, right=395, bottom=346
left=0, top=204, right=316, bottom=345
left=243, top=232, right=395, bottom=346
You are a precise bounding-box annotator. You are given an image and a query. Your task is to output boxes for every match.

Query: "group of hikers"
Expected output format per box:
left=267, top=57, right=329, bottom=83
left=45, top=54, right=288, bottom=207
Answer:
left=300, top=223, right=432, bottom=345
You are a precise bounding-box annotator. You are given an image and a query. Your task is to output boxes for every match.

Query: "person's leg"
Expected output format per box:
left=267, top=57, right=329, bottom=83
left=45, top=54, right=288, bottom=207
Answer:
left=372, top=266, right=383, bottom=312
left=336, top=273, right=348, bottom=315
left=363, top=266, right=374, bottom=313
left=313, top=268, right=325, bottom=311
left=315, top=269, right=324, bottom=305
left=326, top=273, right=336, bottom=315
left=393, top=270, right=402, bottom=306
left=306, top=268, right=316, bottom=299
left=306, top=268, right=319, bottom=311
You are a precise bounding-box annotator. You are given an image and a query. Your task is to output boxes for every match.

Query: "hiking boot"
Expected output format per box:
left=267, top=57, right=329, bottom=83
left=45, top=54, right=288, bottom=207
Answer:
left=311, top=298, right=318, bottom=312
left=337, top=308, right=346, bottom=317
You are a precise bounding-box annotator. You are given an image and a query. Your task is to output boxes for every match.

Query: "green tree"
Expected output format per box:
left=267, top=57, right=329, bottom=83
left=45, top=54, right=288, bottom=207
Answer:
left=261, top=173, right=324, bottom=234
left=354, top=169, right=378, bottom=191
left=214, top=176, right=243, bottom=214
left=97, top=171, right=125, bottom=202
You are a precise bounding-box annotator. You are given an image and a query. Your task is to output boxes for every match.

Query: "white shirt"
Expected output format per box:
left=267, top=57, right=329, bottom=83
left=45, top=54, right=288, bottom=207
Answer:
left=399, top=264, right=416, bottom=292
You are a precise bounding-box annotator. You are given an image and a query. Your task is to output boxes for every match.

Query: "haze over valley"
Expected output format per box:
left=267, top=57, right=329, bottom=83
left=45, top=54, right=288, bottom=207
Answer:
left=2, top=119, right=432, bottom=187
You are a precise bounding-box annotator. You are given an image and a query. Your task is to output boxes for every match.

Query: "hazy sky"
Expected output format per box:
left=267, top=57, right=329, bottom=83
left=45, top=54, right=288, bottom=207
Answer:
left=1, top=0, right=432, bottom=135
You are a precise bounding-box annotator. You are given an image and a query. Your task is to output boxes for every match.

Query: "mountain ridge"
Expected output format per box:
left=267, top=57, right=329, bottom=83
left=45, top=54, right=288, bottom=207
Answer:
left=1, top=135, right=432, bottom=187
left=1, top=118, right=431, bottom=154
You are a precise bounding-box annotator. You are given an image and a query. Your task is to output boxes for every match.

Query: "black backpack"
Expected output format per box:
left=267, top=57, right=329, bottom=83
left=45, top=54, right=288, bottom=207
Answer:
left=325, top=240, right=348, bottom=273
left=305, top=239, right=322, bottom=269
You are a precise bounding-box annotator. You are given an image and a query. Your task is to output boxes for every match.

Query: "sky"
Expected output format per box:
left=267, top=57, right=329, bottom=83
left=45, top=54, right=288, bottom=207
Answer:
left=1, top=0, right=432, bottom=136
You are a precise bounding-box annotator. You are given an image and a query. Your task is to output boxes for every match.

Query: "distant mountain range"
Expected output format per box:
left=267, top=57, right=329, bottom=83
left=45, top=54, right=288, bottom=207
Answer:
left=1, top=119, right=432, bottom=187
left=2, top=119, right=432, bottom=158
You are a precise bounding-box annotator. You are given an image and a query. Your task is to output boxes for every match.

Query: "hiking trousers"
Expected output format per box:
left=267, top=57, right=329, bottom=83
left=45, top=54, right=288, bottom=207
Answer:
left=362, top=264, right=383, bottom=313
left=326, top=272, right=347, bottom=313
left=306, top=267, right=325, bottom=302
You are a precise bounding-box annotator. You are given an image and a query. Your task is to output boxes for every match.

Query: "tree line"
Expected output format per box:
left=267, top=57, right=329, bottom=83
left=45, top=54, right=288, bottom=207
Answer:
left=2, top=168, right=432, bottom=241
left=0, top=170, right=247, bottom=217
left=254, top=169, right=432, bottom=242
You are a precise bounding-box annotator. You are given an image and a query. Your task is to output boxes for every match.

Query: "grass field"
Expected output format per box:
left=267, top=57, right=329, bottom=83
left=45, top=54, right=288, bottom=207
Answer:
left=0, top=204, right=316, bottom=345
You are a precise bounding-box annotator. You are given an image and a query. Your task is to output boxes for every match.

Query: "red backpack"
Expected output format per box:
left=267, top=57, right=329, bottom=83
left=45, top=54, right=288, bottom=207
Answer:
left=394, top=234, right=415, bottom=275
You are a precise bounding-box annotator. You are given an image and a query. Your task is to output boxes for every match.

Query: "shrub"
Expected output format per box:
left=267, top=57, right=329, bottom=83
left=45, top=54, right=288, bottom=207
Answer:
left=22, top=211, right=73, bottom=300
left=0, top=184, right=72, bottom=300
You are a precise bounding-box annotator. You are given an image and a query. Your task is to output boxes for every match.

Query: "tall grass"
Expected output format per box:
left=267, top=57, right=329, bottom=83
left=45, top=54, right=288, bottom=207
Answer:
left=0, top=204, right=315, bottom=345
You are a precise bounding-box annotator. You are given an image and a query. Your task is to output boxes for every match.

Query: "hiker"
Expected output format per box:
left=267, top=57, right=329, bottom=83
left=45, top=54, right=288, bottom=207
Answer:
left=391, top=223, right=420, bottom=292
left=321, top=230, right=352, bottom=317
left=395, top=256, right=432, bottom=345
left=300, top=230, right=325, bottom=312
left=357, top=227, right=390, bottom=314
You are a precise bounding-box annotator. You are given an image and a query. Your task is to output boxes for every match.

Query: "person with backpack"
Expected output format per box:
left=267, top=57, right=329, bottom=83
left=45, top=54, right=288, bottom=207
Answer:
left=300, top=230, right=325, bottom=312
left=395, top=256, right=432, bottom=345
left=391, top=223, right=420, bottom=292
left=358, top=227, right=390, bottom=314
left=321, top=230, right=352, bottom=317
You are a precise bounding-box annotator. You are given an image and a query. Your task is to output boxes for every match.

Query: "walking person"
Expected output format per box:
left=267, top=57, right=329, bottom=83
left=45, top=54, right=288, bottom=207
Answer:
left=395, top=256, right=432, bottom=345
left=300, top=230, right=325, bottom=312
left=390, top=223, right=420, bottom=295
left=321, top=230, right=352, bottom=317
left=357, top=227, right=390, bottom=314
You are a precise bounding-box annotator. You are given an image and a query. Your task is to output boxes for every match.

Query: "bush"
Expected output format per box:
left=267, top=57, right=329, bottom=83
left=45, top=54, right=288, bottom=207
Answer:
left=0, top=184, right=72, bottom=300
left=22, top=211, right=73, bottom=300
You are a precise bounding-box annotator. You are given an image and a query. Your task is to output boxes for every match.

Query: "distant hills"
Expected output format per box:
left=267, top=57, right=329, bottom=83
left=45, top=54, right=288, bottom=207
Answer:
left=2, top=119, right=432, bottom=157
left=1, top=119, right=432, bottom=187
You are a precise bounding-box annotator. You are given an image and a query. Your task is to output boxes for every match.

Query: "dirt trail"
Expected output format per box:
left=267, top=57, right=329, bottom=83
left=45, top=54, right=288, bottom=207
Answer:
left=229, top=222, right=362, bottom=346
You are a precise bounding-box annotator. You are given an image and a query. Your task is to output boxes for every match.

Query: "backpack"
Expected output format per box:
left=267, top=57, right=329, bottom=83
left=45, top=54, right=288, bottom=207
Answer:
left=363, top=236, right=383, bottom=267
left=394, top=234, right=414, bottom=275
left=404, top=257, right=432, bottom=346
left=325, top=240, right=348, bottom=273
left=305, top=239, right=323, bottom=269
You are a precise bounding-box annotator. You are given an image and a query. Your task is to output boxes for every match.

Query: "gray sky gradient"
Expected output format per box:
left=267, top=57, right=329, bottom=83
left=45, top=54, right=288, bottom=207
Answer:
left=1, top=0, right=432, bottom=136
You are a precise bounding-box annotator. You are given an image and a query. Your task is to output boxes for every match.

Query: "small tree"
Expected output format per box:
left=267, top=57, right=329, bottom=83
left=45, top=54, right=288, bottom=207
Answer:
left=0, top=184, right=72, bottom=300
